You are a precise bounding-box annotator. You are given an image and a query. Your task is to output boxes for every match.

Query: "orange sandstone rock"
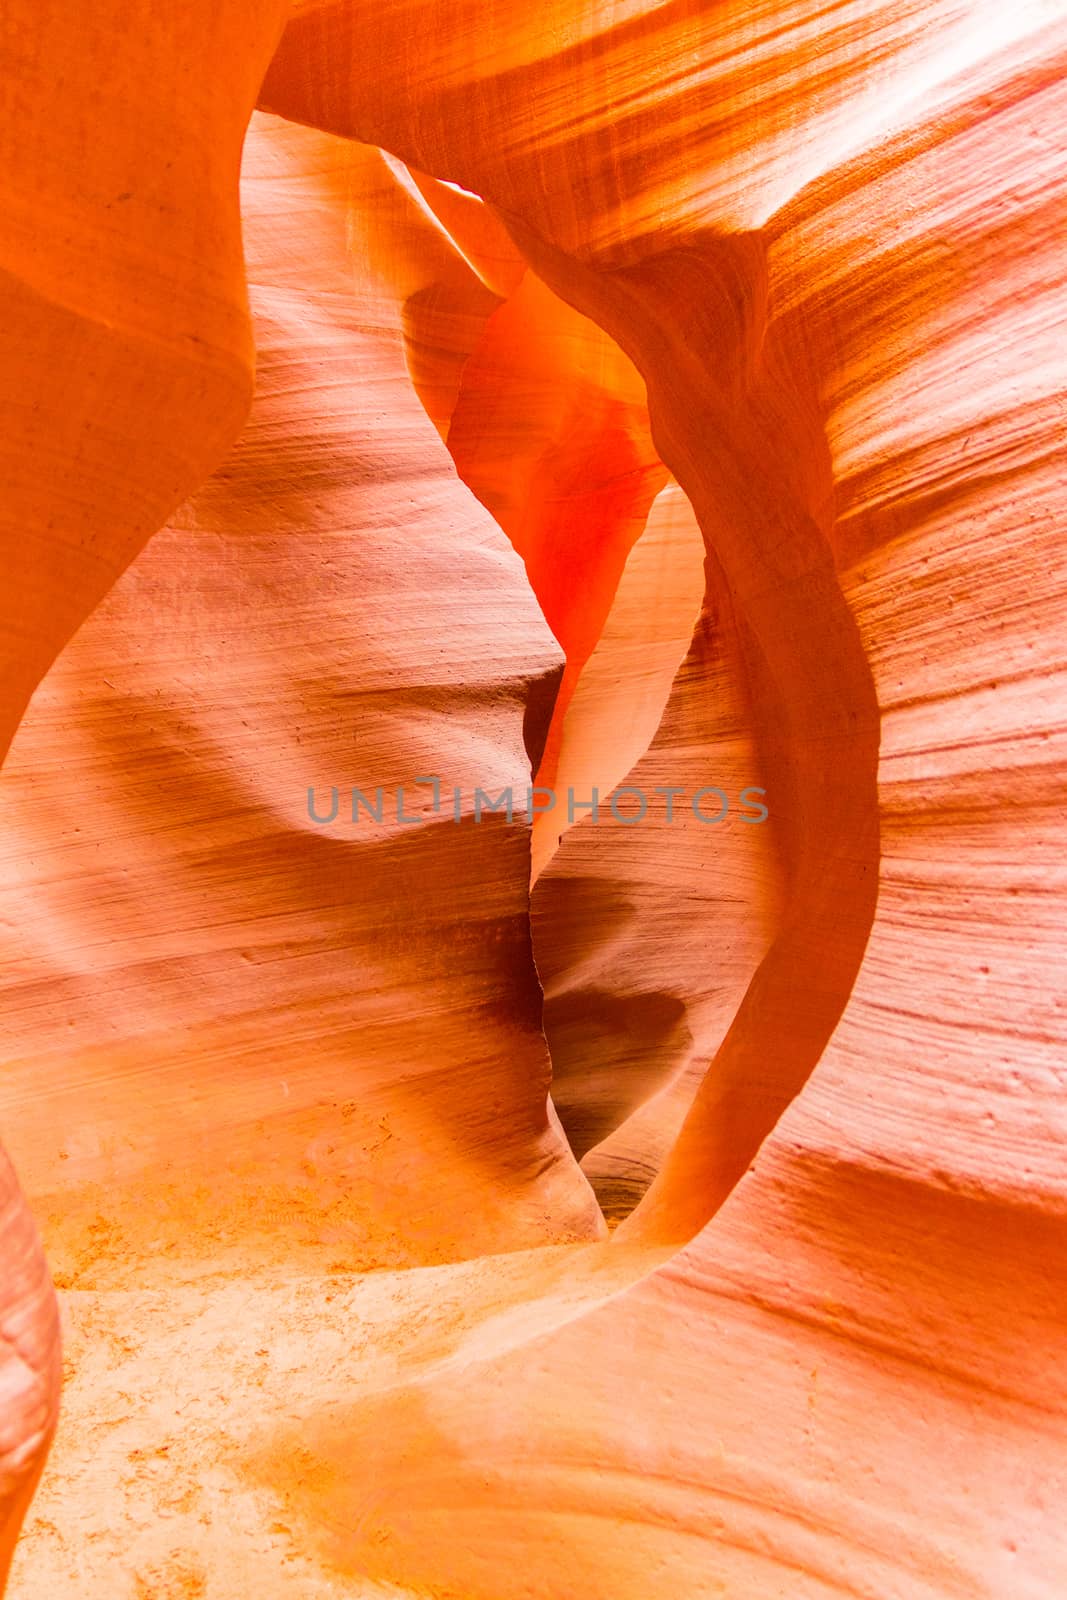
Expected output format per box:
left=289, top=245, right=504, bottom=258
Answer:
left=251, top=6, right=1067, bottom=1598
left=0, top=117, right=603, bottom=1286
left=0, top=0, right=288, bottom=1570
left=1, top=2, right=1065, bottom=1597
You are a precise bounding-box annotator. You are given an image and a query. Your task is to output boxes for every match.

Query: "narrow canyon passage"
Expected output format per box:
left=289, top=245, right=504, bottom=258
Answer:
left=1, top=3, right=1065, bottom=1597
left=389, top=169, right=789, bottom=1220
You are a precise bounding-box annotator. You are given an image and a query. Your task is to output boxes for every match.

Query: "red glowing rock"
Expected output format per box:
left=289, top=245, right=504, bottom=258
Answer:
left=1, top=4, right=1065, bottom=1595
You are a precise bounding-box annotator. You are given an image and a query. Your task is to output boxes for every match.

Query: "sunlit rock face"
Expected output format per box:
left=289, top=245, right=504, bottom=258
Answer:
left=2, top=3, right=1066, bottom=1597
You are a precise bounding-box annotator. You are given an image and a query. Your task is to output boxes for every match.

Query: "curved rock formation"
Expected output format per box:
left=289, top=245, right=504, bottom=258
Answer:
left=0, top=0, right=286, bottom=1566
left=2, top=2, right=1066, bottom=1597
left=533, top=521, right=782, bottom=1215
left=0, top=117, right=604, bottom=1288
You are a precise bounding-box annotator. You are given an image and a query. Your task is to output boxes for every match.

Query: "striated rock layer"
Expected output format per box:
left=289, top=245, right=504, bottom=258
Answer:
left=0, top=119, right=604, bottom=1285
left=2, top=1, right=1066, bottom=1596
left=0, top=0, right=290, bottom=1572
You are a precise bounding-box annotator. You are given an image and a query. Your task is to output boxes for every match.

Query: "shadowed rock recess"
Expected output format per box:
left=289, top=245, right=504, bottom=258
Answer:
left=1, top=3, right=1065, bottom=1597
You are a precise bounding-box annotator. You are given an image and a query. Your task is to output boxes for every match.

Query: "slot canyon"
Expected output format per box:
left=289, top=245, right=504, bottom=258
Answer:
left=0, top=2, right=1064, bottom=1596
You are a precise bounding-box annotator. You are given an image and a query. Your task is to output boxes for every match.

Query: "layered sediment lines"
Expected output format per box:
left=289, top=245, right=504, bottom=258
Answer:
left=533, top=524, right=782, bottom=1217
left=0, top=0, right=290, bottom=1566
left=253, top=5, right=1067, bottom=1598
left=0, top=118, right=604, bottom=1295
left=2, top=2, right=1065, bottom=1597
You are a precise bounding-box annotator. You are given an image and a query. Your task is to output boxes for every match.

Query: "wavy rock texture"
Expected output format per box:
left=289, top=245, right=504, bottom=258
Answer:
left=0, top=0, right=291, bottom=1573
left=3, top=2, right=1067, bottom=1598
left=0, top=118, right=606, bottom=1285
left=445, top=268, right=669, bottom=841
left=0, top=0, right=288, bottom=761
left=533, top=527, right=784, bottom=1216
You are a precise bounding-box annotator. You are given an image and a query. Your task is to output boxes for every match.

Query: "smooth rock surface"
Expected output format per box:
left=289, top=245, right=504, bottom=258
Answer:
left=2, top=3, right=1065, bottom=1596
